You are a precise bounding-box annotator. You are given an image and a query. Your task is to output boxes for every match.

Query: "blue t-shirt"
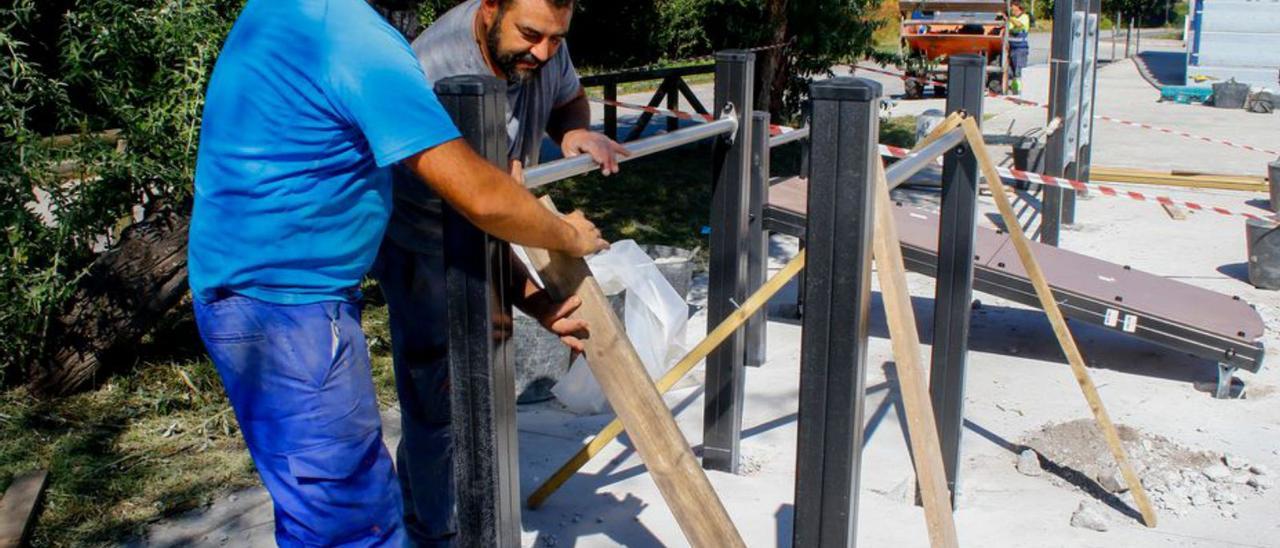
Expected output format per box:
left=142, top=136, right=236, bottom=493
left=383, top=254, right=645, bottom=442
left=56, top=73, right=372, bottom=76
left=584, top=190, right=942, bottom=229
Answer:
left=189, top=0, right=460, bottom=304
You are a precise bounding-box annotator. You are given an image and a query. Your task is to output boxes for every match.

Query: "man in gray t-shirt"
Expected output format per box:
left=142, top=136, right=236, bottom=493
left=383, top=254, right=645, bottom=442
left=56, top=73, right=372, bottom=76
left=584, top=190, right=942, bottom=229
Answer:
left=373, top=0, right=627, bottom=543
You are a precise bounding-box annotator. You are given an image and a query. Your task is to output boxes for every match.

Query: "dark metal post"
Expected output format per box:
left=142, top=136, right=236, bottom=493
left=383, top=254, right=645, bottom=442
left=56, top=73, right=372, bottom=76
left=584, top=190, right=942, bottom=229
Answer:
left=1068, top=0, right=1104, bottom=227
left=435, top=75, right=521, bottom=548
left=792, top=77, right=880, bottom=548
left=666, top=77, right=681, bottom=132
left=1044, top=0, right=1076, bottom=246
left=704, top=50, right=755, bottom=473
left=745, top=111, right=770, bottom=368
left=928, top=55, right=984, bottom=508
left=1046, top=0, right=1100, bottom=243
left=604, top=81, right=618, bottom=141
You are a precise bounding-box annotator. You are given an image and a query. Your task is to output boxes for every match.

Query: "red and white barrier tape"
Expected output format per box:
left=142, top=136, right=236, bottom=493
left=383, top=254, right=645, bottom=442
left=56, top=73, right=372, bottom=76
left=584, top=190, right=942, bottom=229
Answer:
left=852, top=64, right=1280, bottom=157
left=594, top=97, right=1274, bottom=224
left=876, top=144, right=1274, bottom=223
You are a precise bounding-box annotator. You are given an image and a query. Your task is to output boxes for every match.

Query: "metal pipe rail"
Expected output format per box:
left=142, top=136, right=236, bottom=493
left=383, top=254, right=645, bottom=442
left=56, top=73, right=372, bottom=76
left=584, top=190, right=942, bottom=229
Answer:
left=523, top=115, right=737, bottom=189
left=884, top=127, right=966, bottom=188
left=768, top=126, right=809, bottom=148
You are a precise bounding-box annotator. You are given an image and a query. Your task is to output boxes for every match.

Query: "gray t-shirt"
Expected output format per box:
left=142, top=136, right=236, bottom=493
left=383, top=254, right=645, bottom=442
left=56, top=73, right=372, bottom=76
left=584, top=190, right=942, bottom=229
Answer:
left=386, top=0, right=582, bottom=254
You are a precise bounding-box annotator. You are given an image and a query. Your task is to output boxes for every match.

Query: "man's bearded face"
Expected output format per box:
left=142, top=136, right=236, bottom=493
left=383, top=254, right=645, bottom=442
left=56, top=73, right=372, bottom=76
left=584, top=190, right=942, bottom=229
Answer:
left=487, top=6, right=548, bottom=84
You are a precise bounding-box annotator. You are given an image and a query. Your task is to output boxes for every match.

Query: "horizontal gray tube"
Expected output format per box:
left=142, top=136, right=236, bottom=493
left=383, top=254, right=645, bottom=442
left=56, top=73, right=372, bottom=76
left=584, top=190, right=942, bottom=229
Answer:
left=884, top=128, right=966, bottom=190
left=524, top=117, right=737, bottom=189
left=768, top=126, right=809, bottom=148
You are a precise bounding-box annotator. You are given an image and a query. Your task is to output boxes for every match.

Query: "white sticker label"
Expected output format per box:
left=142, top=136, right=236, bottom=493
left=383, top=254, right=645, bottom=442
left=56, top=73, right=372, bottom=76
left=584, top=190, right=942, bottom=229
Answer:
left=1098, top=275, right=1116, bottom=283
left=1122, top=314, right=1139, bottom=333
left=1104, top=309, right=1120, bottom=327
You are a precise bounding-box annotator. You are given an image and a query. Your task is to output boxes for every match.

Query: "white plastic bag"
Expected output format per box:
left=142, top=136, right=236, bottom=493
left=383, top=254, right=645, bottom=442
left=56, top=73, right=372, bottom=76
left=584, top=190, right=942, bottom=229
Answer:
left=549, top=240, right=690, bottom=415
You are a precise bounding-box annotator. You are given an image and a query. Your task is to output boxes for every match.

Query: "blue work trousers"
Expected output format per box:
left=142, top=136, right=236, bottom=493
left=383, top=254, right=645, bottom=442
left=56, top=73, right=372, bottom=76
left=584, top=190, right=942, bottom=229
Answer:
left=371, top=237, right=457, bottom=547
left=195, top=293, right=405, bottom=547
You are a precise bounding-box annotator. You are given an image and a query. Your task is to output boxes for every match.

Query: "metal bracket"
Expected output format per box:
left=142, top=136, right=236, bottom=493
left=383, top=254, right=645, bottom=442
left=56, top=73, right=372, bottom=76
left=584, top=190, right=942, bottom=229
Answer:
left=1215, top=362, right=1241, bottom=399
left=720, top=102, right=739, bottom=144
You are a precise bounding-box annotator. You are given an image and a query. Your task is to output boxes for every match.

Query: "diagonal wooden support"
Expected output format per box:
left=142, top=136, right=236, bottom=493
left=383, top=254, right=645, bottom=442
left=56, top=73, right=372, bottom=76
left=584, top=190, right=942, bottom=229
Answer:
left=959, top=117, right=1159, bottom=528
left=521, top=196, right=745, bottom=547
left=527, top=249, right=806, bottom=510
left=871, top=160, right=960, bottom=548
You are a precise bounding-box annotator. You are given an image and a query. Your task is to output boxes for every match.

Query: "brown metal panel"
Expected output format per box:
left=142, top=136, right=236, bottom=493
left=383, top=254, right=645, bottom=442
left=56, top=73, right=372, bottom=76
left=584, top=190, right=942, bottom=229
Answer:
left=983, top=237, right=1265, bottom=343
left=766, top=176, right=1266, bottom=354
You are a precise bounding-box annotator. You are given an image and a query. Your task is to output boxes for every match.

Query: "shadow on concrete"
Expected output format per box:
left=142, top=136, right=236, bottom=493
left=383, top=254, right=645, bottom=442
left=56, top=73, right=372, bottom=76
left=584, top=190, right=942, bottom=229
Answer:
left=526, top=492, right=665, bottom=548
left=765, top=278, right=1222, bottom=392
left=1246, top=198, right=1273, bottom=212
left=774, top=504, right=795, bottom=548
left=1135, top=51, right=1187, bottom=88
left=1216, top=262, right=1250, bottom=284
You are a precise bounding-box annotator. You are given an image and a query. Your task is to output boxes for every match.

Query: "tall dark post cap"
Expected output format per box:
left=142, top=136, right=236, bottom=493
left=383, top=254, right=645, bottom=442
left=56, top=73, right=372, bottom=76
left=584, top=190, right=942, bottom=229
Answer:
left=810, top=77, right=883, bottom=102
left=949, top=54, right=986, bottom=67
left=435, top=74, right=505, bottom=96
left=715, top=49, right=756, bottom=62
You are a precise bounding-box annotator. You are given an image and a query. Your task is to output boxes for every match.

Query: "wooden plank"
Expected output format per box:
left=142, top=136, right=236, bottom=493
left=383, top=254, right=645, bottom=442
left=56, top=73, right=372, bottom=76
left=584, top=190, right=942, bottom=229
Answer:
left=962, top=118, right=1159, bottom=528
left=0, top=471, right=49, bottom=548
left=871, top=161, right=960, bottom=548
left=1092, top=166, right=1268, bottom=192
left=1161, top=202, right=1187, bottom=220
left=522, top=197, right=745, bottom=547
left=528, top=250, right=807, bottom=509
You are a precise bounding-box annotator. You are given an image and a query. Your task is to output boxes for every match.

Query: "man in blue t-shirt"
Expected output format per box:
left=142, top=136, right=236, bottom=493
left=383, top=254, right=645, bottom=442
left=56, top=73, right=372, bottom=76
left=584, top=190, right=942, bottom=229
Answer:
left=188, top=1, right=606, bottom=545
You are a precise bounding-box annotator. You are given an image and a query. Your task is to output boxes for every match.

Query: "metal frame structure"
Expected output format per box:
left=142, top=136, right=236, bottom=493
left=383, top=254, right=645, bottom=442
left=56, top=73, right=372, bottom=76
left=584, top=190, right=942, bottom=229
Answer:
left=436, top=59, right=740, bottom=547
left=1042, top=0, right=1101, bottom=245
left=436, top=75, right=523, bottom=547
left=928, top=54, right=985, bottom=505
left=579, top=64, right=715, bottom=142
left=438, top=40, right=1265, bottom=546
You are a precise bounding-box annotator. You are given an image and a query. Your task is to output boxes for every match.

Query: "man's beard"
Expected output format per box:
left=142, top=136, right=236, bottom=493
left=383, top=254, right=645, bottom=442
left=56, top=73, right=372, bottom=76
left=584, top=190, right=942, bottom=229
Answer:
left=486, top=8, right=546, bottom=84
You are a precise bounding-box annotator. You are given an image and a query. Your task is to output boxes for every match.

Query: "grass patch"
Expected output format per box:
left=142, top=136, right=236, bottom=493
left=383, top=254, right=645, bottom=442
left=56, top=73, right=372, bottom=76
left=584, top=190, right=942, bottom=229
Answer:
left=0, top=358, right=253, bottom=546
left=0, top=306, right=400, bottom=546
left=881, top=115, right=919, bottom=149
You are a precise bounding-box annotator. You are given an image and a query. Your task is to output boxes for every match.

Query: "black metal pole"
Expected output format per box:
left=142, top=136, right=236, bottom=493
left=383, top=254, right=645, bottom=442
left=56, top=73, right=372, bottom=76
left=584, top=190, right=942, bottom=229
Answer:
left=927, top=54, right=984, bottom=509
left=745, top=111, right=770, bottom=368
left=434, top=75, right=521, bottom=548
left=666, top=77, right=681, bottom=133
left=704, top=49, right=755, bottom=474
left=792, top=76, right=880, bottom=548
left=604, top=81, right=618, bottom=141
left=1043, top=0, right=1078, bottom=246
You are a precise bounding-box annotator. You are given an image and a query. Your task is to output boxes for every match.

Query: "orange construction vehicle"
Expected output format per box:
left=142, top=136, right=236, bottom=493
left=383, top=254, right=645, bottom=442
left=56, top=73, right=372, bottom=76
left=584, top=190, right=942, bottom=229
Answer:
left=899, top=0, right=1012, bottom=98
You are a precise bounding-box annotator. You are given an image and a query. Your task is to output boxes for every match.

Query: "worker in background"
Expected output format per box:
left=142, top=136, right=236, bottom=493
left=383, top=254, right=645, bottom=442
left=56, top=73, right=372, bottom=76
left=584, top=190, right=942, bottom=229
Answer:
left=1008, top=0, right=1032, bottom=95
left=375, top=0, right=629, bottom=544
left=188, top=0, right=607, bottom=545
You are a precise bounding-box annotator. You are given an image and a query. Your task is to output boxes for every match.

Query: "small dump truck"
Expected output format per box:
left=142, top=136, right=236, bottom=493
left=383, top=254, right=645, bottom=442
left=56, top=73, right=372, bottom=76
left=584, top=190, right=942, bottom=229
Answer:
left=899, top=0, right=1012, bottom=98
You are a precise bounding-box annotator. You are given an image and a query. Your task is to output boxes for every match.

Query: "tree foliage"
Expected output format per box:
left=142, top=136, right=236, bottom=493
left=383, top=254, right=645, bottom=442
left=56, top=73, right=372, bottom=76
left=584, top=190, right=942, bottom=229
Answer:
left=0, top=0, right=241, bottom=384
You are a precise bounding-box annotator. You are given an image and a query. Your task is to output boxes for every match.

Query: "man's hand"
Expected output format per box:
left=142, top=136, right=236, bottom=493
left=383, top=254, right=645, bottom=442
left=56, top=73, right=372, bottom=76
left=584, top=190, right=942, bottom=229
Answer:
left=561, top=129, right=630, bottom=176
left=562, top=210, right=608, bottom=257
left=521, top=292, right=590, bottom=359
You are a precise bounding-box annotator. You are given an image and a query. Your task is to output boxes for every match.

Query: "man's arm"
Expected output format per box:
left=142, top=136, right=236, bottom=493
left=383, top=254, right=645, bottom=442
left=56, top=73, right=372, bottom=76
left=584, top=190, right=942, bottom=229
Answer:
left=401, top=139, right=606, bottom=256
left=546, top=90, right=630, bottom=175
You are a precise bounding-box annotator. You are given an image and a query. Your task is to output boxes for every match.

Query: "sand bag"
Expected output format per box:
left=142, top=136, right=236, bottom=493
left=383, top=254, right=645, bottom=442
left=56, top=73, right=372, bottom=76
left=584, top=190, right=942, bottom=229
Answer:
left=551, top=240, right=690, bottom=414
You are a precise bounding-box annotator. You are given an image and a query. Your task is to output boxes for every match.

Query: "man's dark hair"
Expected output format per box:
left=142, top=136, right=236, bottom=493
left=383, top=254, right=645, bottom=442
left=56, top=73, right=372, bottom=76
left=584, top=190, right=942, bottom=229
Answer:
left=1010, top=0, right=1023, bottom=7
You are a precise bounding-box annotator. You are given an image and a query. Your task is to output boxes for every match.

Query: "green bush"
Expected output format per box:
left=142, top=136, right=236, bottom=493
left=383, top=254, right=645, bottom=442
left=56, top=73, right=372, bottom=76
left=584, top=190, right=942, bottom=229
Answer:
left=0, top=0, right=242, bottom=384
